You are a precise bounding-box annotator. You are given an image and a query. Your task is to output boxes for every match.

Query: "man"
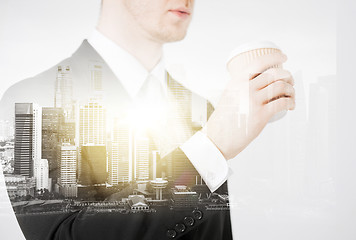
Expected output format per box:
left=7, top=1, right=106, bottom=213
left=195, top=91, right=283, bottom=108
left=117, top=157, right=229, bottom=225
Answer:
left=0, top=0, right=295, bottom=239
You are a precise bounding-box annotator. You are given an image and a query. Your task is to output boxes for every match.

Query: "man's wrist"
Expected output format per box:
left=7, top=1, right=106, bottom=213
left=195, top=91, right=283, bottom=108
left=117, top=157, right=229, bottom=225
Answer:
left=180, top=131, right=231, bottom=192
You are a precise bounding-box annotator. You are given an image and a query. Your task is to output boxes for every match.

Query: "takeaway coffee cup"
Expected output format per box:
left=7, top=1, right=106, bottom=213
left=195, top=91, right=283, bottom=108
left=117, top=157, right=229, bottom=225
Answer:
left=226, top=41, right=287, bottom=122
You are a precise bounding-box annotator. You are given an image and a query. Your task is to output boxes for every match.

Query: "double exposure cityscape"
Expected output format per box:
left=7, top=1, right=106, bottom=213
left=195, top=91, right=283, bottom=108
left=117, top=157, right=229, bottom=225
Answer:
left=0, top=63, right=229, bottom=216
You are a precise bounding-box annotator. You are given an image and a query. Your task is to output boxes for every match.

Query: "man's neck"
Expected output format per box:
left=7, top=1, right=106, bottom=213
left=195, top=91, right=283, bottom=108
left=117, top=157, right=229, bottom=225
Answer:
left=97, top=4, right=163, bottom=72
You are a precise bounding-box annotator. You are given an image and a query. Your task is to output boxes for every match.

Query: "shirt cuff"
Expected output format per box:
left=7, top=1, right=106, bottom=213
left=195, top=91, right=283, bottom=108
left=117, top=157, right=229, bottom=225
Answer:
left=180, top=131, right=231, bottom=192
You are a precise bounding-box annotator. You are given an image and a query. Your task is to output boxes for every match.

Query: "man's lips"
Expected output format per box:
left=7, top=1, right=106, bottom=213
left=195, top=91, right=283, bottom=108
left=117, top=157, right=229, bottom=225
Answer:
left=168, top=8, right=191, bottom=18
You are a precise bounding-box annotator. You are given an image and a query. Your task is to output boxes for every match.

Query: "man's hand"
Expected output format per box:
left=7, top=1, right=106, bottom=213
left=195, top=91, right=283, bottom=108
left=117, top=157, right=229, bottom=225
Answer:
left=203, top=52, right=295, bottom=160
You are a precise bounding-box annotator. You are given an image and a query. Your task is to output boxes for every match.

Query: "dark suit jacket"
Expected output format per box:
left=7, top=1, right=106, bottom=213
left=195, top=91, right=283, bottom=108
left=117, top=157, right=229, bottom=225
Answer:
left=0, top=40, right=232, bottom=240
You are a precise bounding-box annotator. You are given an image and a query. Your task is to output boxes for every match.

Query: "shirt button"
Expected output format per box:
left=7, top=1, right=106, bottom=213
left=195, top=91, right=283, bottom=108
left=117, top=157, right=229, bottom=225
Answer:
left=183, top=216, right=195, bottom=227
left=166, top=229, right=177, bottom=239
left=175, top=223, right=186, bottom=233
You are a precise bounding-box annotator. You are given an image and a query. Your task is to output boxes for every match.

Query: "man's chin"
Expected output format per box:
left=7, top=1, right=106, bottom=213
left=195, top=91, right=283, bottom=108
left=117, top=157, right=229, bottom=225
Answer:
left=164, top=35, right=186, bottom=43
left=158, top=30, right=188, bottom=43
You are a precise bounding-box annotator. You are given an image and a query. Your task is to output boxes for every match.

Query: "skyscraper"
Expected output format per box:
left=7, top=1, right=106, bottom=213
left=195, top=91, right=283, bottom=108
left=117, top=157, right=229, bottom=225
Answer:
left=78, top=61, right=106, bottom=185
left=89, top=62, right=104, bottom=101
left=58, top=143, right=77, bottom=198
left=42, top=107, right=64, bottom=187
left=14, top=103, right=41, bottom=177
left=135, top=135, right=149, bottom=181
left=80, top=144, right=107, bottom=185
left=54, top=66, right=76, bottom=146
left=79, top=101, right=106, bottom=146
left=110, top=121, right=130, bottom=184
left=79, top=100, right=106, bottom=182
left=54, top=66, right=74, bottom=120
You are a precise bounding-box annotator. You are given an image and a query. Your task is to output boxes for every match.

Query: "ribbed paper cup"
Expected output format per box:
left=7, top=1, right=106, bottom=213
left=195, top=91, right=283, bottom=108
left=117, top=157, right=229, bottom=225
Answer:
left=226, top=41, right=287, bottom=122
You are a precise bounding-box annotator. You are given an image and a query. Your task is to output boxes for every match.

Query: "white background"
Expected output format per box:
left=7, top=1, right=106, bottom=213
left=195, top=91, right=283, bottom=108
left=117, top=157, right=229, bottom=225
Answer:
left=0, top=0, right=353, bottom=239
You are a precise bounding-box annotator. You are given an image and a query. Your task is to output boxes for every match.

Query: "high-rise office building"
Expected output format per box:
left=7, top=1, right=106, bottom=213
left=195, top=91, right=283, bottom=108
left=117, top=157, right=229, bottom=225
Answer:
left=110, top=121, right=130, bottom=184
left=14, top=103, right=41, bottom=177
left=135, top=135, right=149, bottom=181
left=42, top=107, right=64, bottom=187
left=58, top=143, right=77, bottom=197
left=89, top=62, right=104, bottom=101
left=80, top=144, right=107, bottom=185
left=79, top=100, right=106, bottom=182
left=59, top=120, right=76, bottom=145
left=14, top=103, right=33, bottom=177
left=55, top=66, right=74, bottom=120
left=79, top=101, right=106, bottom=146
left=54, top=65, right=76, bottom=146
left=34, top=158, right=49, bottom=190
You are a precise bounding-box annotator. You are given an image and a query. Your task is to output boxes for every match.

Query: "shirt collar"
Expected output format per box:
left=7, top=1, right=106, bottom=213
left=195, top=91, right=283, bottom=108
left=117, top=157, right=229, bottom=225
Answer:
left=88, top=29, right=166, bottom=98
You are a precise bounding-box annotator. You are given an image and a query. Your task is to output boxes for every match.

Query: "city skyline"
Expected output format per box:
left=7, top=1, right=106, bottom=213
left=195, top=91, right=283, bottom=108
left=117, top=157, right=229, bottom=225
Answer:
left=0, top=59, right=211, bottom=205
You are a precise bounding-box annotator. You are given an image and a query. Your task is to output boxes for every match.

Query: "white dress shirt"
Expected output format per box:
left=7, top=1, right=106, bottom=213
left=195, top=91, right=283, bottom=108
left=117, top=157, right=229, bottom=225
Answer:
left=88, top=29, right=230, bottom=192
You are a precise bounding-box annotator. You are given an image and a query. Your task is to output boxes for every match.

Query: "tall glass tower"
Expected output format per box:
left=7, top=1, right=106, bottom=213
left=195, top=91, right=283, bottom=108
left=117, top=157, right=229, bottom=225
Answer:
left=14, top=103, right=42, bottom=177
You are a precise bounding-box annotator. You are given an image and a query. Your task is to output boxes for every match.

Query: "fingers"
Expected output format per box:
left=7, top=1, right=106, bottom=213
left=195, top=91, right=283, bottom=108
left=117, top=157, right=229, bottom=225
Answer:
left=265, top=96, right=295, bottom=117
left=246, top=52, right=287, bottom=79
left=251, top=68, right=294, bottom=90
left=257, top=80, right=295, bottom=104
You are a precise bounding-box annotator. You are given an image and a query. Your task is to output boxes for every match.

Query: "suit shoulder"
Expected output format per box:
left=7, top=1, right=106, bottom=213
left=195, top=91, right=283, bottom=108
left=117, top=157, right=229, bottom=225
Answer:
left=0, top=57, right=71, bottom=121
